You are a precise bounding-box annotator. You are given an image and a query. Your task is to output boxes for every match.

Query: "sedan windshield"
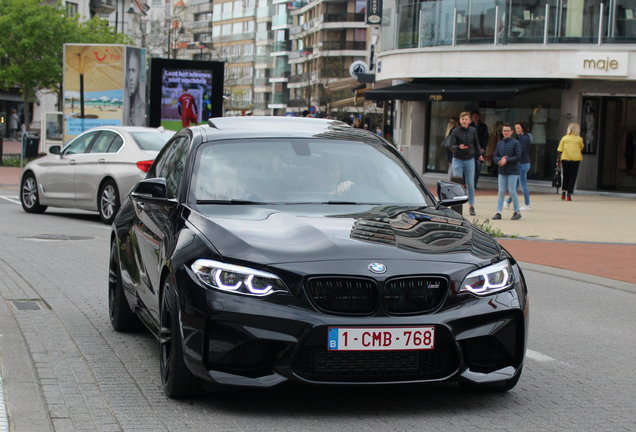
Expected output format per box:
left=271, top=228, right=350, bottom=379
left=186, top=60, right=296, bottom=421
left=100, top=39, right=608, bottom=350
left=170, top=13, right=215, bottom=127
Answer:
left=131, top=131, right=175, bottom=151
left=191, top=139, right=433, bottom=206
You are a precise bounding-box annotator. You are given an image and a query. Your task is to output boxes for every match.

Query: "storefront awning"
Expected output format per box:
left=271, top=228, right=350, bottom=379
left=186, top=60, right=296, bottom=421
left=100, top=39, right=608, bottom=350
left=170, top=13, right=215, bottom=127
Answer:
left=364, top=79, right=569, bottom=102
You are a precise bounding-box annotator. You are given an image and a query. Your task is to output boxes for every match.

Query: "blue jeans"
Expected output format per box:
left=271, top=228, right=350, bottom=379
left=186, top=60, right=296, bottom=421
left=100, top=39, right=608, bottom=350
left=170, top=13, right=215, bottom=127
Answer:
left=452, top=158, right=475, bottom=205
left=506, top=163, right=531, bottom=206
left=498, top=174, right=520, bottom=213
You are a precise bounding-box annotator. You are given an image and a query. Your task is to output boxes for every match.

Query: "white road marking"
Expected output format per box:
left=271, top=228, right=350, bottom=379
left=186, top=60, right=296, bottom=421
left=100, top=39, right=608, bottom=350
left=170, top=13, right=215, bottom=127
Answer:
left=0, top=196, right=20, bottom=205
left=526, top=349, right=572, bottom=367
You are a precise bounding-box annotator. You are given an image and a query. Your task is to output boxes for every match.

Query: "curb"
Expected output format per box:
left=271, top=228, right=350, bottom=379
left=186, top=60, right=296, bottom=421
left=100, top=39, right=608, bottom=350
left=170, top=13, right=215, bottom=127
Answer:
left=519, top=261, right=636, bottom=294
left=0, top=300, right=54, bottom=432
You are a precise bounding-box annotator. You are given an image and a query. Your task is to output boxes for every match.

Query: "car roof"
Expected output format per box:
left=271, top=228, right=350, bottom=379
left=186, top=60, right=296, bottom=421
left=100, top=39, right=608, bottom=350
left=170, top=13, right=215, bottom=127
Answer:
left=199, top=116, right=384, bottom=143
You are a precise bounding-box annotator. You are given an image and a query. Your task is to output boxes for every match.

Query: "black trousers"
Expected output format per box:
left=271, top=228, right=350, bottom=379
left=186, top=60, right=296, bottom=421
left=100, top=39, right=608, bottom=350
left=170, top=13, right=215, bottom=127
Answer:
left=561, top=160, right=580, bottom=194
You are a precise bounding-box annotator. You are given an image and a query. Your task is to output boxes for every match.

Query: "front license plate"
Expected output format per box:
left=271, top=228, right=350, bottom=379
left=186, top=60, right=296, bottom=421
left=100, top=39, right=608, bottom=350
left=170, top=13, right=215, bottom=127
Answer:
left=327, top=326, right=435, bottom=351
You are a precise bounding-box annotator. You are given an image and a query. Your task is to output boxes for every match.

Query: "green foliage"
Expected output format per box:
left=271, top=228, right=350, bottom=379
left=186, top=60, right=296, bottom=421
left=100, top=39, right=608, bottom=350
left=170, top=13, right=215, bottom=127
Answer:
left=471, top=219, right=506, bottom=238
left=0, top=0, right=129, bottom=126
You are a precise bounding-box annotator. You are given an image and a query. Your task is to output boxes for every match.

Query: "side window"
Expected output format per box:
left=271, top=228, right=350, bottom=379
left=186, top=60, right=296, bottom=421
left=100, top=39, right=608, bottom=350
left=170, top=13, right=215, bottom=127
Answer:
left=107, top=135, right=124, bottom=153
left=89, top=131, right=117, bottom=153
left=155, top=136, right=190, bottom=199
left=63, top=132, right=96, bottom=155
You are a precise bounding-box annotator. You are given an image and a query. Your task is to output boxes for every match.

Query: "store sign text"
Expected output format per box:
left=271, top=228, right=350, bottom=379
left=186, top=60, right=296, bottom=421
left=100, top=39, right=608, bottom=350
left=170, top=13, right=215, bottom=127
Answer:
left=576, top=52, right=628, bottom=76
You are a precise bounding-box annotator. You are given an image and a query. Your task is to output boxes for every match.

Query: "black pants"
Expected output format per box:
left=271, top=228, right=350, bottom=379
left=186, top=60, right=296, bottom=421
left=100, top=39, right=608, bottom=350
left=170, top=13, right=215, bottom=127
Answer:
left=561, top=160, right=580, bottom=194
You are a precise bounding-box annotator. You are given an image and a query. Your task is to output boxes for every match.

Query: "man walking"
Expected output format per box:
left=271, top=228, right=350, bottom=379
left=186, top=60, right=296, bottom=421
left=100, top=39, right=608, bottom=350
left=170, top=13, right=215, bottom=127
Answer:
left=470, top=110, right=489, bottom=188
left=448, top=111, right=482, bottom=216
left=492, top=123, right=522, bottom=220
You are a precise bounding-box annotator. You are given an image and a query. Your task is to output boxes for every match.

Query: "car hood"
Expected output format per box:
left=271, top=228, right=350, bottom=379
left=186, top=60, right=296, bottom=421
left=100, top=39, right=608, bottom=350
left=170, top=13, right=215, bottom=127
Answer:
left=189, top=204, right=502, bottom=266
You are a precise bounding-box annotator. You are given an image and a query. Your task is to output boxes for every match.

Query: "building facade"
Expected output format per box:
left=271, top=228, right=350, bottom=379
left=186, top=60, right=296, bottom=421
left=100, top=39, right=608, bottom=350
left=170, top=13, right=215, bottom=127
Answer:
left=287, top=0, right=370, bottom=114
left=367, top=0, right=636, bottom=192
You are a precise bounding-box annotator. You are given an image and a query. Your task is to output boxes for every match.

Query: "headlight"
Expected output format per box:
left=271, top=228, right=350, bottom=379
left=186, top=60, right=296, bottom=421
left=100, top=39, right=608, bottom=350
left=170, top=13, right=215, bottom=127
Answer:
left=191, top=259, right=290, bottom=297
left=459, top=259, right=514, bottom=296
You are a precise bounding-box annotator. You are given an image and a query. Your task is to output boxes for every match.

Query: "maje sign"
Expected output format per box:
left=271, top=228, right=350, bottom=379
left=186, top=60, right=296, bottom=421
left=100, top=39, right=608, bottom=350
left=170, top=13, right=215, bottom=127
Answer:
left=575, top=52, right=628, bottom=76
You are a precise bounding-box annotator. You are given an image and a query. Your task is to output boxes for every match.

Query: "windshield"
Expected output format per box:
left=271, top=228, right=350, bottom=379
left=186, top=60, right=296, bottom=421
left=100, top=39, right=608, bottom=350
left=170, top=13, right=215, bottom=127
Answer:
left=131, top=131, right=175, bottom=151
left=191, top=139, right=433, bottom=206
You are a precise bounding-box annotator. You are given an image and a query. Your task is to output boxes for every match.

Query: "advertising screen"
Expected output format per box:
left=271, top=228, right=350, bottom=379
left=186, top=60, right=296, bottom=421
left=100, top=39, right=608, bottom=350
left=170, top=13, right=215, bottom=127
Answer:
left=149, top=58, right=224, bottom=131
left=63, top=44, right=124, bottom=141
left=63, top=44, right=146, bottom=142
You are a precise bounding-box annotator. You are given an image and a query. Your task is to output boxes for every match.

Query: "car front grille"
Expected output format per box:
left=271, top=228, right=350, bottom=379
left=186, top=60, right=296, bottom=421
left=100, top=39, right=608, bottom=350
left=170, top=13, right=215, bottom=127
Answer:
left=305, top=276, right=448, bottom=315
left=383, top=277, right=447, bottom=314
left=306, top=277, right=376, bottom=315
left=292, top=327, right=458, bottom=382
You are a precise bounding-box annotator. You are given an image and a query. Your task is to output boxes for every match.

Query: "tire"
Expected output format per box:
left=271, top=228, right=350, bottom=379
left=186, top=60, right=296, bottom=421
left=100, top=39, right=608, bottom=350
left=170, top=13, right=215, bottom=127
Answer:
left=98, top=180, right=120, bottom=224
left=160, top=278, right=202, bottom=398
left=20, top=172, right=47, bottom=214
left=108, top=242, right=141, bottom=332
left=459, top=366, right=522, bottom=393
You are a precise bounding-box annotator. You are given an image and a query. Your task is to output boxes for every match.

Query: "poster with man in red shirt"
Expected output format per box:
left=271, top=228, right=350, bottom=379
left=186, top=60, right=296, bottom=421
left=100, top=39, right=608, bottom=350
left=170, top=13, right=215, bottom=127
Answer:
left=178, top=85, right=198, bottom=127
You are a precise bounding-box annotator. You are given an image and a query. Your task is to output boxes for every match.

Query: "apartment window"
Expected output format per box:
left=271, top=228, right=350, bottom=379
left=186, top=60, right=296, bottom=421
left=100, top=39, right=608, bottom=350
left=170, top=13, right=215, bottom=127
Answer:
left=222, top=2, right=232, bottom=18
left=222, top=24, right=232, bottom=35
left=246, top=20, right=255, bottom=32
left=66, top=1, right=78, bottom=16
left=213, top=3, right=222, bottom=17
left=213, top=26, right=221, bottom=36
left=244, top=44, right=254, bottom=55
left=233, top=22, right=243, bottom=33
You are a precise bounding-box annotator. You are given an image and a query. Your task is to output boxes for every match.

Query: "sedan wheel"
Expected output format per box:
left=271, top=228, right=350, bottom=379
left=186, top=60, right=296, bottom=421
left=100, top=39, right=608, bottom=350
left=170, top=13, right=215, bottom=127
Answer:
left=20, top=172, right=47, bottom=214
left=108, top=242, right=140, bottom=332
left=99, top=180, right=120, bottom=224
left=160, top=279, right=202, bottom=398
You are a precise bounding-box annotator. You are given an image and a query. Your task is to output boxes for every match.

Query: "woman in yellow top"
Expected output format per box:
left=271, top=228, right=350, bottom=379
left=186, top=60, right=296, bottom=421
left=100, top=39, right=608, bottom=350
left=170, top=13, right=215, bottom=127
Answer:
left=557, top=122, right=585, bottom=201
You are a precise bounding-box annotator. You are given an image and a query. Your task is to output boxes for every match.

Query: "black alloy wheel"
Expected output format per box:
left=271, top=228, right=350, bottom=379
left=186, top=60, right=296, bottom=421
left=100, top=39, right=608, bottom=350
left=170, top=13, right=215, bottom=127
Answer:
left=20, top=172, right=47, bottom=213
left=159, top=278, right=202, bottom=398
left=98, top=180, right=120, bottom=224
left=108, top=242, right=140, bottom=332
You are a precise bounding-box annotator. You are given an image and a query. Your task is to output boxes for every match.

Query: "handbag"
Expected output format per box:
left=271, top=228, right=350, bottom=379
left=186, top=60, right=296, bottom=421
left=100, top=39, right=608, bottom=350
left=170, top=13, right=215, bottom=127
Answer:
left=552, top=165, right=562, bottom=190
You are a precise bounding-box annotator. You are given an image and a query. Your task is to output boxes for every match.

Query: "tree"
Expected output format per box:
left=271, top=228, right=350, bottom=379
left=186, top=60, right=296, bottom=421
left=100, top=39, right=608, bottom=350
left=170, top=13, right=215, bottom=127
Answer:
left=0, top=0, right=128, bottom=129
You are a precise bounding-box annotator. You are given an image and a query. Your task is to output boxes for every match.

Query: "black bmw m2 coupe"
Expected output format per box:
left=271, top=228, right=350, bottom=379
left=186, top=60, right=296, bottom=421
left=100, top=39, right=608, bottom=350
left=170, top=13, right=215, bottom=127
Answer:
left=108, top=116, right=528, bottom=397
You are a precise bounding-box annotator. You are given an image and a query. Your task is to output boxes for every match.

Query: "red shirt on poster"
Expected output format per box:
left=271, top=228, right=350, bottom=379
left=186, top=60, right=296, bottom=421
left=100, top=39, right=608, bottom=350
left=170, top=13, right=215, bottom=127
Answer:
left=178, top=92, right=198, bottom=127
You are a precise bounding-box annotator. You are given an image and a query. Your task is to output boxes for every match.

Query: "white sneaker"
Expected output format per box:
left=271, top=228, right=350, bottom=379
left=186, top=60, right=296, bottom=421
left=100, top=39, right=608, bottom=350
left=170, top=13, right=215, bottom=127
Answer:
left=505, top=201, right=511, bottom=209
left=520, top=205, right=532, bottom=211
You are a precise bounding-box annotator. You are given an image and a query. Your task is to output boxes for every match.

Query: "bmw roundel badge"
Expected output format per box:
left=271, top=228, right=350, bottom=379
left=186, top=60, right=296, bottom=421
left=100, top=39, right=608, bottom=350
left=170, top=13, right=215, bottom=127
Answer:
left=368, top=262, right=387, bottom=274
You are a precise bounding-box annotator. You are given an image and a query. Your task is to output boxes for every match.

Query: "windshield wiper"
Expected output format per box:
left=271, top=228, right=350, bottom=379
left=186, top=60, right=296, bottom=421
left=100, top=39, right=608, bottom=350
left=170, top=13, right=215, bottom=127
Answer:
left=320, top=200, right=379, bottom=205
left=196, top=199, right=269, bottom=205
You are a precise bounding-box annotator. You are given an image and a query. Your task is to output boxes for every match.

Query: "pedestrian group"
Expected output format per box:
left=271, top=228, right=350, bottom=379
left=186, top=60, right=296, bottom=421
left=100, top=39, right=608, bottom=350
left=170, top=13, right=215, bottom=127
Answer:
left=445, top=109, right=585, bottom=220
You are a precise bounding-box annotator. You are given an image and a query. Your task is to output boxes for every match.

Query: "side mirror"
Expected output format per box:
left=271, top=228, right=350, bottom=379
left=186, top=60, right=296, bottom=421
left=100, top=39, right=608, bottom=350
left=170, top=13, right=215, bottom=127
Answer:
left=437, top=181, right=469, bottom=207
left=131, top=178, right=169, bottom=200
left=49, top=145, right=61, bottom=155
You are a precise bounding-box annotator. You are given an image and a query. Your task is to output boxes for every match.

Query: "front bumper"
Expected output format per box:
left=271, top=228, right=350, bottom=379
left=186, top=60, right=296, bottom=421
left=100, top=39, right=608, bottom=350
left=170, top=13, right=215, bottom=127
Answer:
left=174, top=264, right=528, bottom=388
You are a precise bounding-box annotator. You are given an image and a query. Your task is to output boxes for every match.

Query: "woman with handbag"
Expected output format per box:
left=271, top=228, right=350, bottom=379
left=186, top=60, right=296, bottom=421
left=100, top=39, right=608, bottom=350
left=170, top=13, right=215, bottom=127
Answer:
left=557, top=122, right=585, bottom=201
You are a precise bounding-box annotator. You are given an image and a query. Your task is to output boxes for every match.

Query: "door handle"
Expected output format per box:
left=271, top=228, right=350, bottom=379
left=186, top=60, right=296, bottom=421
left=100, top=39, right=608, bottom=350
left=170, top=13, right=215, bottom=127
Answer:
left=98, top=159, right=106, bottom=164
left=135, top=201, right=145, bottom=211
left=69, top=159, right=76, bottom=165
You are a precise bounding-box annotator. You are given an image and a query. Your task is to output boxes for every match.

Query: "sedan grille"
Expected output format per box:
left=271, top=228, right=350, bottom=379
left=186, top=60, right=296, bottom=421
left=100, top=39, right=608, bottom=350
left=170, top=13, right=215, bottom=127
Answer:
left=306, top=277, right=376, bottom=315
left=305, top=277, right=448, bottom=315
left=383, top=277, right=448, bottom=314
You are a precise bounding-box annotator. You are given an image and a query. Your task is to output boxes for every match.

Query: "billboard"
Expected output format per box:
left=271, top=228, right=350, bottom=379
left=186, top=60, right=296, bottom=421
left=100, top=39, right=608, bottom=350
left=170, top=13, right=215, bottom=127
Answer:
left=149, top=58, right=224, bottom=131
left=63, top=44, right=146, bottom=142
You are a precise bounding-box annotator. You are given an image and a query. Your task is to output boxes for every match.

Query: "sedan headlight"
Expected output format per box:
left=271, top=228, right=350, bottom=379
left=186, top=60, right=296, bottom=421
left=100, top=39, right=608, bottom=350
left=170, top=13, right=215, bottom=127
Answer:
left=459, top=259, right=514, bottom=296
left=191, top=259, right=290, bottom=297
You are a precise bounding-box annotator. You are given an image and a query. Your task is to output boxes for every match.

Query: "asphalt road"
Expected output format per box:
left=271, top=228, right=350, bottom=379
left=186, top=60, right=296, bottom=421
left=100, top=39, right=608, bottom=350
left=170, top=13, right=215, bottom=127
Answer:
left=0, top=197, right=635, bottom=431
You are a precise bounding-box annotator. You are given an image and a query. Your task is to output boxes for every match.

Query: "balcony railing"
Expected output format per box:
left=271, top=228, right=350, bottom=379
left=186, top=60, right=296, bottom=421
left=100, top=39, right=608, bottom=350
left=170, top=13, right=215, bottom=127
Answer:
left=383, top=0, right=636, bottom=51
left=320, top=41, right=366, bottom=50
left=323, top=12, right=366, bottom=23
left=272, top=41, right=292, bottom=52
